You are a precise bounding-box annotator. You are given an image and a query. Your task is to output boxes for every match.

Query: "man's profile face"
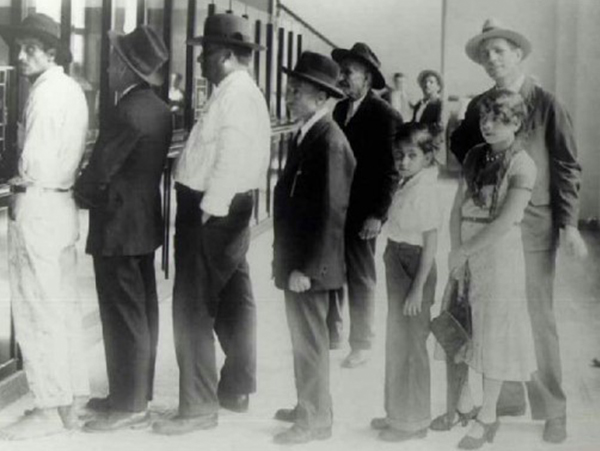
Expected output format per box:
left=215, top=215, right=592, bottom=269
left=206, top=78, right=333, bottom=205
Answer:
left=199, top=43, right=227, bottom=85
left=338, top=59, right=370, bottom=100
left=285, top=78, right=323, bottom=121
left=16, top=37, right=55, bottom=78
left=478, top=37, right=523, bottom=83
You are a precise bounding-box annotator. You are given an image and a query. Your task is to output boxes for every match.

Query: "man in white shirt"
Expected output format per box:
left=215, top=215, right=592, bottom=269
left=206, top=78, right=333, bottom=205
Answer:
left=153, top=13, right=270, bottom=436
left=0, top=13, right=89, bottom=440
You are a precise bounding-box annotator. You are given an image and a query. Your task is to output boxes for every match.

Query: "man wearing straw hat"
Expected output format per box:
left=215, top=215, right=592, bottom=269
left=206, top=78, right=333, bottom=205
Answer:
left=152, top=13, right=270, bottom=435
left=272, top=50, right=355, bottom=444
left=437, top=18, right=585, bottom=444
left=74, top=25, right=172, bottom=432
left=330, top=43, right=401, bottom=368
left=0, top=13, right=89, bottom=440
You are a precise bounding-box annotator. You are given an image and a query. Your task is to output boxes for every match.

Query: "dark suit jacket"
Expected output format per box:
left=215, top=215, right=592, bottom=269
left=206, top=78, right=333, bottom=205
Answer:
left=450, top=76, right=581, bottom=249
left=75, top=84, right=173, bottom=256
left=333, top=90, right=401, bottom=232
left=411, top=97, right=442, bottom=126
left=273, top=114, right=356, bottom=292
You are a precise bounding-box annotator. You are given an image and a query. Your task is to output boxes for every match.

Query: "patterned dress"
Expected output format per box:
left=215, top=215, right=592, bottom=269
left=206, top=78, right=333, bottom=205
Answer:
left=461, top=143, right=537, bottom=381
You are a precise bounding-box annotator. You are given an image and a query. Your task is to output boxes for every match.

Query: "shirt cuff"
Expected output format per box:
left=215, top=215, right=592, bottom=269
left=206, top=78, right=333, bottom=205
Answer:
left=200, top=192, right=231, bottom=217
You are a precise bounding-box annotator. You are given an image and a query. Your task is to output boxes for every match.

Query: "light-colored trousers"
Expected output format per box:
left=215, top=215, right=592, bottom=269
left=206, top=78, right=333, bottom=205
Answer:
left=8, top=189, right=89, bottom=408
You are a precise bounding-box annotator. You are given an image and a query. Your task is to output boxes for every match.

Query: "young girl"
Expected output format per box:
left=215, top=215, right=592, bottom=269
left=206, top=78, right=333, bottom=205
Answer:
left=371, top=123, right=441, bottom=442
left=448, top=89, right=537, bottom=450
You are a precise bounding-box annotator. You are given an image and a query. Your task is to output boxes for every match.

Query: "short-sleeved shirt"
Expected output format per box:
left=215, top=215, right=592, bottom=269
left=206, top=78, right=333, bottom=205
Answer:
left=386, top=165, right=441, bottom=246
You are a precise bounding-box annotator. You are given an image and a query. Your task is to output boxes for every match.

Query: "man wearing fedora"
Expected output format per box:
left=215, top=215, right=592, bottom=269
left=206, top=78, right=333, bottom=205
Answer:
left=272, top=51, right=355, bottom=445
left=74, top=25, right=172, bottom=432
left=152, top=13, right=270, bottom=435
left=330, top=42, right=402, bottom=368
left=0, top=13, right=90, bottom=440
left=436, top=19, right=585, bottom=444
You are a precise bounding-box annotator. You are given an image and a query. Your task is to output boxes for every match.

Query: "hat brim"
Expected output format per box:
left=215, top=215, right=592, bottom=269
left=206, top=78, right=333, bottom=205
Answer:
left=108, top=31, right=164, bottom=86
left=282, top=67, right=345, bottom=99
left=0, top=24, right=73, bottom=63
left=331, top=48, right=386, bottom=90
left=465, top=29, right=531, bottom=64
left=187, top=36, right=265, bottom=51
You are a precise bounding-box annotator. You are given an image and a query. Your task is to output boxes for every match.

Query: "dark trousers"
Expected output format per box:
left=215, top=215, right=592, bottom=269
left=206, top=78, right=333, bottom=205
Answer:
left=328, top=232, right=377, bottom=350
left=383, top=242, right=435, bottom=431
left=93, top=253, right=158, bottom=412
left=326, top=289, right=344, bottom=346
left=285, top=289, right=332, bottom=431
left=443, top=248, right=565, bottom=421
left=172, top=185, right=256, bottom=417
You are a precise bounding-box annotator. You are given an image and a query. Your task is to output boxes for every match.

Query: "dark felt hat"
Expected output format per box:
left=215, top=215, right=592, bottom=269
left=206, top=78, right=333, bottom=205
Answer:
left=466, top=18, right=531, bottom=64
left=283, top=51, right=344, bottom=98
left=108, top=25, right=169, bottom=86
left=331, top=42, right=385, bottom=89
left=417, top=69, right=444, bottom=91
left=187, top=13, right=264, bottom=51
left=0, top=13, right=72, bottom=63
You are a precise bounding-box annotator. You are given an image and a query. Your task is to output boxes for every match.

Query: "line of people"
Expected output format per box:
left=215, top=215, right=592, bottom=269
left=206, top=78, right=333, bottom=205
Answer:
left=0, top=11, right=586, bottom=450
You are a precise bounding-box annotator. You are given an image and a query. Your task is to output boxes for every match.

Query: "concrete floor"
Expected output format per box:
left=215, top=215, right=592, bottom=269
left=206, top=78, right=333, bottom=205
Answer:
left=1, top=178, right=600, bottom=451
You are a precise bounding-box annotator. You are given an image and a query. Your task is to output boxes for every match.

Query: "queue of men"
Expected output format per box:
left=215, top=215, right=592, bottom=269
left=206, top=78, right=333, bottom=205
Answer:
left=0, top=10, right=585, bottom=447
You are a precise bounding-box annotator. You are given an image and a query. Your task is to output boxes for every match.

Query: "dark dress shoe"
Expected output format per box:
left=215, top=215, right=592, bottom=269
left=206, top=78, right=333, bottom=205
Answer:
left=379, top=427, right=427, bottom=442
left=370, top=417, right=389, bottom=430
left=543, top=416, right=566, bottom=443
left=152, top=413, right=218, bottom=436
left=218, top=393, right=249, bottom=413
left=430, top=407, right=480, bottom=431
left=83, top=411, right=149, bottom=432
left=86, top=397, right=111, bottom=413
left=274, top=407, right=297, bottom=423
left=273, top=424, right=332, bottom=444
left=457, top=418, right=500, bottom=450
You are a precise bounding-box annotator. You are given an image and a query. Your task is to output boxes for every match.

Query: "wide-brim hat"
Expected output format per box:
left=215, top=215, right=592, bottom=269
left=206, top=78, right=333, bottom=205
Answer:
left=465, top=18, right=531, bottom=64
left=417, top=69, right=444, bottom=91
left=331, top=42, right=385, bottom=90
left=109, top=25, right=168, bottom=86
left=187, top=13, right=264, bottom=51
left=0, top=13, right=72, bottom=63
left=283, top=51, right=344, bottom=99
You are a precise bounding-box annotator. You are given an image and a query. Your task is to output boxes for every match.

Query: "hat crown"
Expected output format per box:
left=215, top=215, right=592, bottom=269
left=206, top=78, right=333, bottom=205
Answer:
left=481, top=18, right=504, bottom=33
left=348, top=42, right=381, bottom=69
left=293, top=51, right=340, bottom=84
left=112, top=25, right=168, bottom=85
left=20, top=13, right=61, bottom=41
left=203, top=13, right=252, bottom=46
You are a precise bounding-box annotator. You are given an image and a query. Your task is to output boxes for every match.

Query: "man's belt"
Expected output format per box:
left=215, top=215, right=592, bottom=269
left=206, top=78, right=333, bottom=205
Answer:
left=10, top=185, right=71, bottom=194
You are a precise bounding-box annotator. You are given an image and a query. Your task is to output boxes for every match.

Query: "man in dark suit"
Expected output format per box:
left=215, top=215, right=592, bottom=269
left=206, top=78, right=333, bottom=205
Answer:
left=411, top=69, right=443, bottom=130
left=330, top=43, right=401, bottom=368
left=272, top=51, right=355, bottom=444
left=74, top=25, right=172, bottom=431
left=433, top=19, right=586, bottom=444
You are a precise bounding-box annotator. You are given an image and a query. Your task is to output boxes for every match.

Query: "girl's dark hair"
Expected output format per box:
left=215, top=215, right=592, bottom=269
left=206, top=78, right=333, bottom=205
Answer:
left=477, top=88, right=527, bottom=128
left=393, top=122, right=440, bottom=157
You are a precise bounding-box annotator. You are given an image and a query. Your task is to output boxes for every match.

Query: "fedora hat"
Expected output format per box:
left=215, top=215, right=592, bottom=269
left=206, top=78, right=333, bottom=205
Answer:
left=187, top=13, right=264, bottom=51
left=331, top=42, right=386, bottom=89
left=108, top=25, right=169, bottom=87
left=0, top=13, right=72, bottom=63
left=283, top=51, right=344, bottom=99
left=417, top=69, right=444, bottom=91
left=465, top=18, right=531, bottom=64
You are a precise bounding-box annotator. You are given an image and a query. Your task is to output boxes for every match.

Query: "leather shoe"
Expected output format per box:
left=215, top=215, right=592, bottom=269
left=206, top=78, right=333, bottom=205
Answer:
left=273, top=424, right=332, bottom=444
left=370, top=417, right=389, bottom=430
left=152, top=413, right=218, bottom=436
left=379, top=427, right=427, bottom=442
left=274, top=407, right=297, bottom=423
left=341, top=349, right=370, bottom=368
left=86, top=397, right=111, bottom=413
left=496, top=404, right=526, bottom=417
left=83, top=411, right=150, bottom=432
left=218, top=393, right=249, bottom=413
left=543, top=416, right=567, bottom=444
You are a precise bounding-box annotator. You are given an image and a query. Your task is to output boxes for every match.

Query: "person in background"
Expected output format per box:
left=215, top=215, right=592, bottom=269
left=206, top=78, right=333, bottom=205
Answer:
left=272, top=51, right=355, bottom=445
left=385, top=72, right=410, bottom=120
left=0, top=13, right=89, bottom=440
left=74, top=25, right=172, bottom=432
left=439, top=19, right=586, bottom=445
left=411, top=69, right=443, bottom=131
left=152, top=13, right=270, bottom=435
left=168, top=72, right=184, bottom=129
left=371, top=123, right=440, bottom=443
left=330, top=42, right=402, bottom=368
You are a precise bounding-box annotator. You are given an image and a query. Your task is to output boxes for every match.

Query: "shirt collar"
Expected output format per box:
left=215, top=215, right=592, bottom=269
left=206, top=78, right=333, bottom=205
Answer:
left=399, top=165, right=438, bottom=190
left=351, top=90, right=369, bottom=110
left=213, top=69, right=251, bottom=94
left=298, top=107, right=328, bottom=145
left=498, top=74, right=526, bottom=93
left=31, top=65, right=64, bottom=90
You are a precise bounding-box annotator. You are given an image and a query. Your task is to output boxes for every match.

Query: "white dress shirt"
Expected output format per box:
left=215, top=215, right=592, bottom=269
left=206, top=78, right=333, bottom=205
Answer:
left=297, top=107, right=328, bottom=145
left=17, top=66, right=89, bottom=190
left=174, top=70, right=271, bottom=217
left=386, top=165, right=441, bottom=246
